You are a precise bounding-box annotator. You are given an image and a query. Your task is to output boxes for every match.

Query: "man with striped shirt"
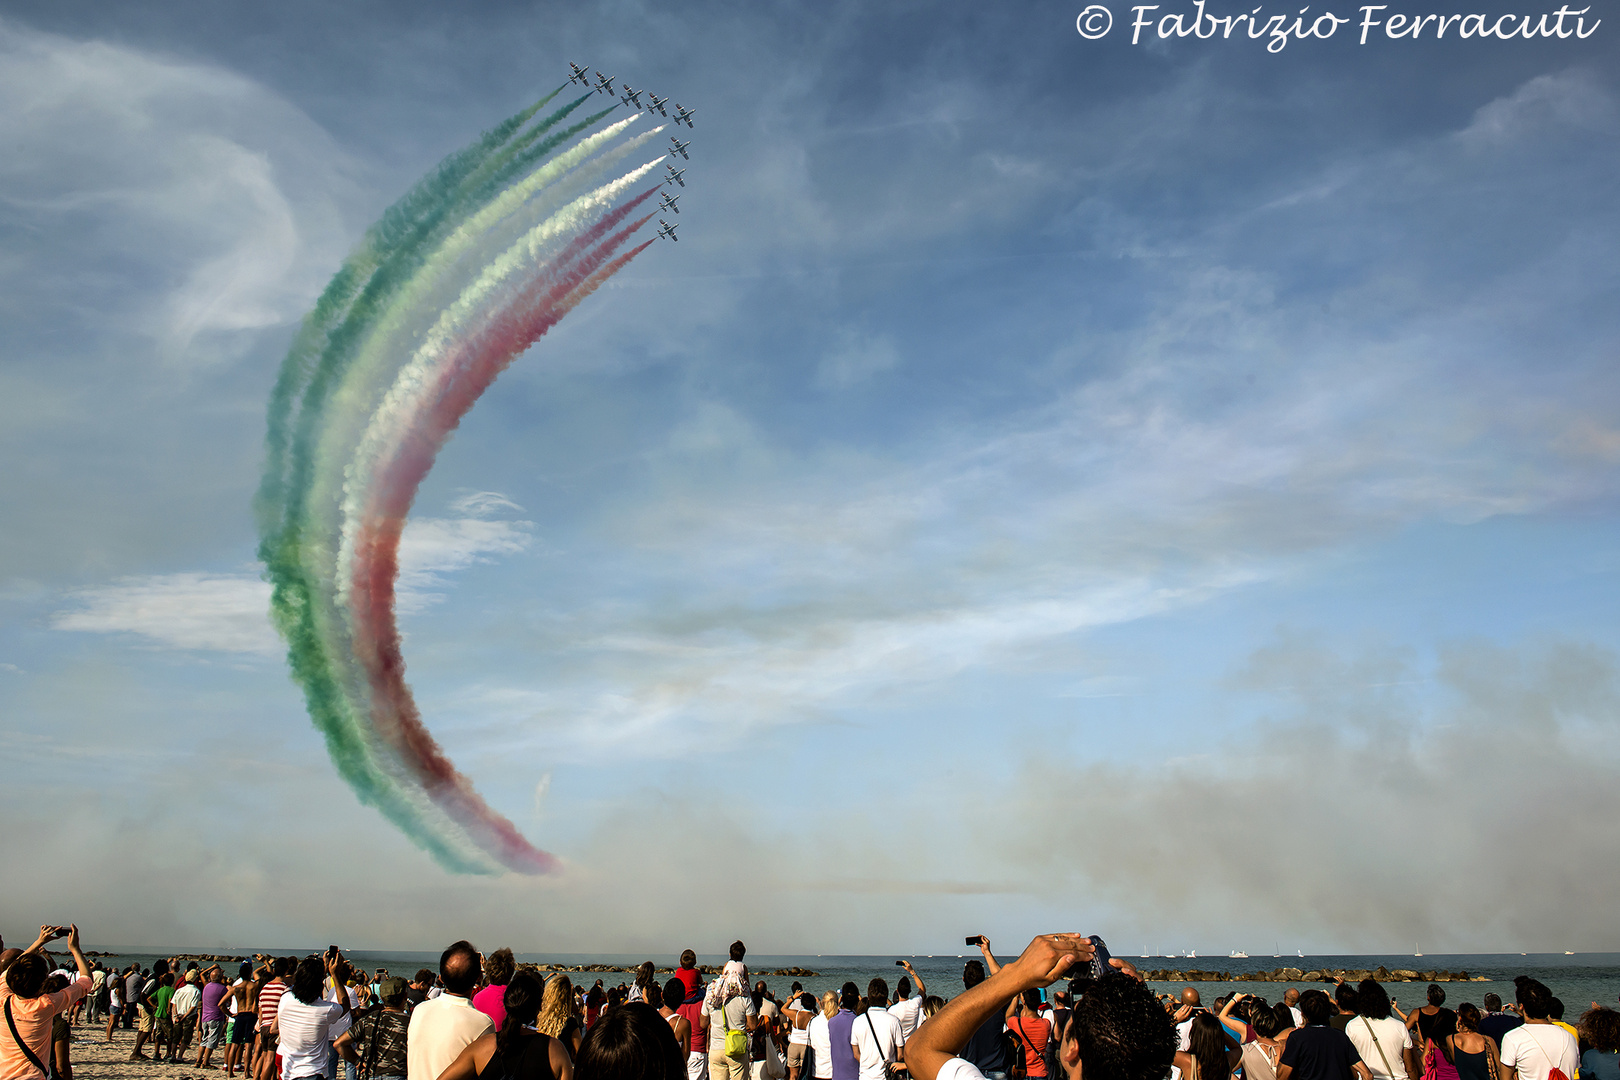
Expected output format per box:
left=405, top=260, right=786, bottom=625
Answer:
left=255, top=957, right=294, bottom=1080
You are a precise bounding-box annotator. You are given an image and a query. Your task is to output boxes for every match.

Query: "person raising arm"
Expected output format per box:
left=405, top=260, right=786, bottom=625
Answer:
left=908, top=934, right=1174, bottom=1080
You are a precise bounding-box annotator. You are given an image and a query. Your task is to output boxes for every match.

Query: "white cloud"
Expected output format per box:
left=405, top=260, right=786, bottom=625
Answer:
left=51, top=572, right=279, bottom=655
left=0, top=18, right=356, bottom=362
left=52, top=505, right=533, bottom=653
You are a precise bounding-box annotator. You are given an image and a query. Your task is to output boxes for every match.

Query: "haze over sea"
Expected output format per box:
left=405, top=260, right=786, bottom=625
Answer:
left=88, top=949, right=1620, bottom=1011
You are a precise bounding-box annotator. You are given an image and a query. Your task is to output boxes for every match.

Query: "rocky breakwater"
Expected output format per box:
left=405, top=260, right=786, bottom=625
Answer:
left=538, top=963, right=819, bottom=978
left=1141, top=966, right=1488, bottom=984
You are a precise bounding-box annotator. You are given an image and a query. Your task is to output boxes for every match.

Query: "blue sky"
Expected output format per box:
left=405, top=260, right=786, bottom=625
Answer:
left=1, top=0, right=1617, bottom=955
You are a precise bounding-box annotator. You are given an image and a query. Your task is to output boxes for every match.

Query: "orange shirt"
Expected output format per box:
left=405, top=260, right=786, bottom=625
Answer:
left=0, top=977, right=89, bottom=1080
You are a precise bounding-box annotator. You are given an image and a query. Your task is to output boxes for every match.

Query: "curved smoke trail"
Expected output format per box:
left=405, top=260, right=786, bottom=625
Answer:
left=256, top=84, right=673, bottom=874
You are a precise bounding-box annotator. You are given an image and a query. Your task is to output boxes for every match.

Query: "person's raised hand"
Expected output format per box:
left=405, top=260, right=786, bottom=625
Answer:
left=1175, top=1004, right=1194, bottom=1022
left=1110, top=958, right=1144, bottom=982
left=1007, top=934, right=1095, bottom=990
left=68, top=925, right=80, bottom=950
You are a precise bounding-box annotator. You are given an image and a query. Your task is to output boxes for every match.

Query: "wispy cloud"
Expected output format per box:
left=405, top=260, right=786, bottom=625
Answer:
left=52, top=501, right=534, bottom=653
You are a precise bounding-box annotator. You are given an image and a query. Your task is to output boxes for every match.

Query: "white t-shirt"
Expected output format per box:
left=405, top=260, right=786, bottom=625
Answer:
left=707, top=995, right=758, bottom=1056
left=852, top=1008, right=905, bottom=1080
left=1500, top=1024, right=1580, bottom=1080
left=1347, top=1016, right=1412, bottom=1080
left=808, top=1015, right=834, bottom=1080
left=276, top=996, right=347, bottom=1080
left=406, top=994, right=493, bottom=1080
left=937, top=1058, right=986, bottom=1080
left=888, top=997, right=923, bottom=1039
left=1290, top=1006, right=1304, bottom=1028
left=172, top=984, right=202, bottom=1019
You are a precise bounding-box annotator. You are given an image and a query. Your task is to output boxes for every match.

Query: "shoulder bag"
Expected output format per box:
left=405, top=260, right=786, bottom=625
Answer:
left=1362, top=1017, right=1398, bottom=1080
left=5, top=999, right=49, bottom=1079
left=722, top=1006, right=748, bottom=1058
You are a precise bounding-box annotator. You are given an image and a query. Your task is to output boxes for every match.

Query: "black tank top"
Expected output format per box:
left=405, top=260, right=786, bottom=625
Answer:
left=478, top=1031, right=557, bottom=1080
left=1454, top=1048, right=1490, bottom=1080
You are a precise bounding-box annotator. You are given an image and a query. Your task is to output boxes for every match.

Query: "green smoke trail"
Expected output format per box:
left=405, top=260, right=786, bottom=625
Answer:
left=256, top=86, right=565, bottom=552
left=258, top=89, right=576, bottom=875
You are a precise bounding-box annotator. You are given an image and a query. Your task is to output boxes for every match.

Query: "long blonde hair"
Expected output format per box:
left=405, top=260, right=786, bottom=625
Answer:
left=536, top=975, right=575, bottom=1038
left=821, top=990, right=839, bottom=1019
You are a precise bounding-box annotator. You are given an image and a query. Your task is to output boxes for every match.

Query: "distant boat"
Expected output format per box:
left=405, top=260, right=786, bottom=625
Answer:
left=1414, top=944, right=1423, bottom=957
left=1298, top=950, right=1305, bottom=958
left=1274, top=943, right=1281, bottom=958
left=1565, top=951, right=1575, bottom=956
left=1230, top=951, right=1249, bottom=959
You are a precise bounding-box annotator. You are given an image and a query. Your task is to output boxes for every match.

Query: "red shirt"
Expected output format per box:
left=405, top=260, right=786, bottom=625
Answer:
left=1009, top=1015, right=1053, bottom=1078
left=675, top=968, right=702, bottom=1004
left=678, top=1002, right=706, bottom=1054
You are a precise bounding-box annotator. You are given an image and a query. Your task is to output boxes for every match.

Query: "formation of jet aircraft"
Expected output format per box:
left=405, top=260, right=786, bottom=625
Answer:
left=568, top=66, right=695, bottom=241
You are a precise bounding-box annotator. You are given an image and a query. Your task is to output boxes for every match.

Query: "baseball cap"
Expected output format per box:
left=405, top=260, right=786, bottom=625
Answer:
left=378, top=976, right=408, bottom=999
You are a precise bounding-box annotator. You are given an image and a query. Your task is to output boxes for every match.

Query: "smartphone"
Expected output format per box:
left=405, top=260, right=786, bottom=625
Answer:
left=327, top=945, right=339, bottom=960
left=965, top=936, right=981, bottom=947
left=894, top=960, right=906, bottom=966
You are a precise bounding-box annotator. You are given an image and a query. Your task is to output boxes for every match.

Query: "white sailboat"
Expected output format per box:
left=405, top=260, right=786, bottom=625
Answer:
left=1229, top=950, right=1249, bottom=959
left=1414, top=944, right=1423, bottom=957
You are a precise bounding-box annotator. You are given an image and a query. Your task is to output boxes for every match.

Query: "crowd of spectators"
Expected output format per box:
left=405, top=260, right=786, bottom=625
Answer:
left=2, top=926, right=1616, bottom=1080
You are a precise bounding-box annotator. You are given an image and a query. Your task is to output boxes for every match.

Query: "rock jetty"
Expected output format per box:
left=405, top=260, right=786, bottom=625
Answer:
left=533, top=963, right=819, bottom=978
left=1140, top=966, right=1487, bottom=984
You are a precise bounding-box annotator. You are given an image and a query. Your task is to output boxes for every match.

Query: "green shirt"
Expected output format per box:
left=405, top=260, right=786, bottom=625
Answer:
left=154, top=986, right=175, bottom=1017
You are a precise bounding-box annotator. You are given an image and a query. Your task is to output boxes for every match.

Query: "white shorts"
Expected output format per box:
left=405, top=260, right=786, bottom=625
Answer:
left=689, top=1051, right=708, bottom=1080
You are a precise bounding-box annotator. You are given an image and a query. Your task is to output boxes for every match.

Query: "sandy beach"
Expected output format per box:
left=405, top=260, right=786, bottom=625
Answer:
left=62, top=1022, right=244, bottom=1080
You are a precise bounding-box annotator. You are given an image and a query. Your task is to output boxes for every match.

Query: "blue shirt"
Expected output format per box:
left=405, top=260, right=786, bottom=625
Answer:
left=1582, top=1049, right=1620, bottom=1080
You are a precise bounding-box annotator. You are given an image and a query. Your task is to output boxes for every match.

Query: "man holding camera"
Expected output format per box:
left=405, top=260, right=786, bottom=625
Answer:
left=906, top=935, right=1176, bottom=1080
left=0, top=925, right=92, bottom=1080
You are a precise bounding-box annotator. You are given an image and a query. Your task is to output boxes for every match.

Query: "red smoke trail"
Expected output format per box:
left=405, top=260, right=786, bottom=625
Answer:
left=346, top=194, right=659, bottom=873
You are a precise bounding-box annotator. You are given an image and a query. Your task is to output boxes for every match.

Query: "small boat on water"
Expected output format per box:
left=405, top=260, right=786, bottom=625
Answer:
left=1229, top=951, right=1249, bottom=959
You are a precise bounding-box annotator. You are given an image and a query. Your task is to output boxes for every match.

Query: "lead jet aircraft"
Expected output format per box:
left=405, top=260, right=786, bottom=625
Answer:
left=672, top=103, right=696, bottom=127
left=594, top=71, right=616, bottom=96
left=668, top=137, right=690, bottom=160
left=657, top=219, right=679, bottom=241
left=646, top=93, right=669, bottom=117
left=568, top=62, right=591, bottom=86
left=659, top=191, right=681, bottom=214
left=619, top=84, right=644, bottom=109
left=664, top=164, right=685, bottom=187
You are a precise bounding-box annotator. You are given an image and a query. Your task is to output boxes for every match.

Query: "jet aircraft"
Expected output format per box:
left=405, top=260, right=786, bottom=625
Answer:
left=646, top=93, right=669, bottom=116
left=659, top=192, right=681, bottom=214
left=657, top=219, right=679, bottom=241
left=672, top=103, right=696, bottom=127
left=594, top=71, right=616, bottom=96
left=568, top=62, right=591, bottom=86
left=664, top=164, right=685, bottom=187
left=669, top=137, right=690, bottom=160
left=619, top=84, right=644, bottom=109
